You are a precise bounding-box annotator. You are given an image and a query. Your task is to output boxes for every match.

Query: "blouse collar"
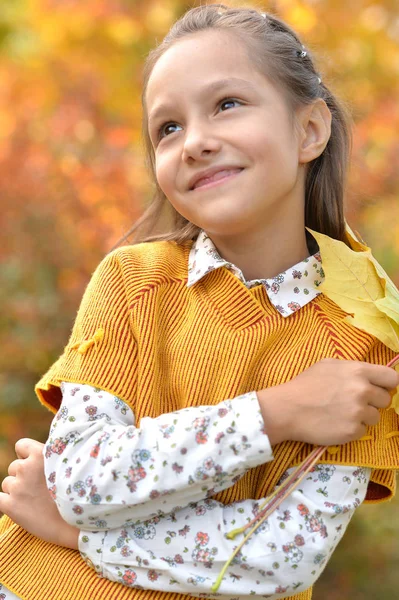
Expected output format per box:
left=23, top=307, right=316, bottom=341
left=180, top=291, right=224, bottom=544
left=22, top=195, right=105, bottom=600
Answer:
left=187, top=230, right=325, bottom=317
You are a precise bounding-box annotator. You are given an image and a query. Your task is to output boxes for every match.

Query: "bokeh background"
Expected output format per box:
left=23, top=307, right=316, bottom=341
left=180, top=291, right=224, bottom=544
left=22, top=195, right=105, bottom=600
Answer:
left=0, top=0, right=398, bottom=597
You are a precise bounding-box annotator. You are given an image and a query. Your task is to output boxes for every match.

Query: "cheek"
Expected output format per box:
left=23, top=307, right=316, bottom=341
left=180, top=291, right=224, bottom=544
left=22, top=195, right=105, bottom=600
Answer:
left=155, top=150, right=182, bottom=201
left=258, top=130, right=297, bottom=173
left=154, top=156, right=169, bottom=194
left=155, top=154, right=187, bottom=215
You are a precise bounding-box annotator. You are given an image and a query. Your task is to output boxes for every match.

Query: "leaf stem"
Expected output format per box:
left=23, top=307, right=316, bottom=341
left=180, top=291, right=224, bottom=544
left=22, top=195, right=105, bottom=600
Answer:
left=387, top=353, right=399, bottom=368
left=226, top=445, right=325, bottom=540
left=211, top=446, right=326, bottom=593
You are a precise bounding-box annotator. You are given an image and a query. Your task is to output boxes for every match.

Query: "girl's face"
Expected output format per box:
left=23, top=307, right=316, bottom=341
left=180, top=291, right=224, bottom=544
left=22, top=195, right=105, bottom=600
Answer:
left=145, top=29, right=307, bottom=239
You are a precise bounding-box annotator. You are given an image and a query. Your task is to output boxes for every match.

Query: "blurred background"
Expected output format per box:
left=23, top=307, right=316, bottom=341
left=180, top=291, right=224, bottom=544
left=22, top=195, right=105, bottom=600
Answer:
left=0, top=0, right=398, bottom=597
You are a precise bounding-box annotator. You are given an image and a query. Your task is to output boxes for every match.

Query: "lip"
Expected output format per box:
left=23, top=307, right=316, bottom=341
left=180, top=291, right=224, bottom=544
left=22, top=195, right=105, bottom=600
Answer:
left=188, top=166, right=244, bottom=191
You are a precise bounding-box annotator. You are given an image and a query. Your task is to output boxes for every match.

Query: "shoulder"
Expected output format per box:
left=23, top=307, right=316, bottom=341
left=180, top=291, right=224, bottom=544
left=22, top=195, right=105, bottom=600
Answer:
left=110, top=239, right=191, bottom=271
left=98, top=240, right=193, bottom=299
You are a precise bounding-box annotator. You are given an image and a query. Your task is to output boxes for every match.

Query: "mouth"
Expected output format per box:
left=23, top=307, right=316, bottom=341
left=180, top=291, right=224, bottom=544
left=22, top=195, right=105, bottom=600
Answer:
left=190, top=168, right=244, bottom=191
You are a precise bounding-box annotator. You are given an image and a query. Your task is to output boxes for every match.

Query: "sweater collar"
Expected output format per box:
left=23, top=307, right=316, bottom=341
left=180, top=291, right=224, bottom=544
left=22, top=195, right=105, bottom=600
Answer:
left=187, top=230, right=325, bottom=317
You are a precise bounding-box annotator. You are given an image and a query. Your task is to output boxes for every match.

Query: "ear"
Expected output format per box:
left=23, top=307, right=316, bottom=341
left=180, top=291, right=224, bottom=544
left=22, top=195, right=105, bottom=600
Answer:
left=296, top=98, right=332, bottom=164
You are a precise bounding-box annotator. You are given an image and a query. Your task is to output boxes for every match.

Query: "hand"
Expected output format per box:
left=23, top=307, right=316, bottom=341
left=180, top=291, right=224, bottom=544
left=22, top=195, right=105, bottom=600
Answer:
left=257, top=358, right=399, bottom=446
left=0, top=438, right=79, bottom=550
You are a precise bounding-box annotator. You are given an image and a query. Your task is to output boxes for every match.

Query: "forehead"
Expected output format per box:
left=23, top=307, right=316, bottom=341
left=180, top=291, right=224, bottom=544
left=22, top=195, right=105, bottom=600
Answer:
left=146, top=29, right=263, bottom=111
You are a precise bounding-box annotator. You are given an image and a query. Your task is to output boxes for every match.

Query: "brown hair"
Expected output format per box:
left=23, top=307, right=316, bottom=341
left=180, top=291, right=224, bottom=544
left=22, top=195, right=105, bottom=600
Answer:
left=115, top=3, right=352, bottom=248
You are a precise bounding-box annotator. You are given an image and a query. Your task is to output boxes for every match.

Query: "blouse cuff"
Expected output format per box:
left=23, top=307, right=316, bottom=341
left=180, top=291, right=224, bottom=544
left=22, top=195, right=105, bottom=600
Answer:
left=226, top=390, right=274, bottom=466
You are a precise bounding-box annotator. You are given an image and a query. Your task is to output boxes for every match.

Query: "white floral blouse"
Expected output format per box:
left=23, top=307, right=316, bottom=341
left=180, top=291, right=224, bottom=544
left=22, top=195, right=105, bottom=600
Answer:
left=0, top=232, right=370, bottom=600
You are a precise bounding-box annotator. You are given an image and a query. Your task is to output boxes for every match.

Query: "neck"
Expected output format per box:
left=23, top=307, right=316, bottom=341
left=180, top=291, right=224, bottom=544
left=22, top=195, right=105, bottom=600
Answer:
left=206, top=223, right=310, bottom=281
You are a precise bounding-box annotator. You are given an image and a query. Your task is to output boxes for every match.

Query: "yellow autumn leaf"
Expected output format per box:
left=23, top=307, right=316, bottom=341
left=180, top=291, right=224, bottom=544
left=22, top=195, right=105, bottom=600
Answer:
left=344, top=223, right=399, bottom=324
left=307, top=225, right=399, bottom=349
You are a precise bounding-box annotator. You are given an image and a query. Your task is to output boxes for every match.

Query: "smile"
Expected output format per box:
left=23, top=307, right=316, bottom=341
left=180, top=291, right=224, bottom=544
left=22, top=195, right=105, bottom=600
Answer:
left=191, top=168, right=244, bottom=191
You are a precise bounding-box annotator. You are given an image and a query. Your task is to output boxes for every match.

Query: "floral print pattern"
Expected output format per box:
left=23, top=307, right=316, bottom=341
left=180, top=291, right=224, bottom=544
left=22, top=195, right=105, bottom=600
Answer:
left=77, top=447, right=368, bottom=598
left=40, top=382, right=370, bottom=599
left=43, top=383, right=272, bottom=531
left=187, top=230, right=325, bottom=317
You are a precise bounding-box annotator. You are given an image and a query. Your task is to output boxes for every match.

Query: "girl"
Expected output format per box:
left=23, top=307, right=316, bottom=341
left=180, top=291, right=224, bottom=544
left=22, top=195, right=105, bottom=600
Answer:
left=0, top=4, right=398, bottom=600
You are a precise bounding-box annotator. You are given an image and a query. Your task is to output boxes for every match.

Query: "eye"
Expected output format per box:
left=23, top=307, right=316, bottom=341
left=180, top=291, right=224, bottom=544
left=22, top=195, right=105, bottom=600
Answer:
left=156, top=97, right=242, bottom=142
left=157, top=122, right=182, bottom=142
left=218, top=97, right=242, bottom=112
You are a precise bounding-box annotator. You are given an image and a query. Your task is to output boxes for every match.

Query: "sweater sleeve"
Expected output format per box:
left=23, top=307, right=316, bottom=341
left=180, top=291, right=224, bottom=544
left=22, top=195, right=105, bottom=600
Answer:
left=76, top=460, right=370, bottom=599
left=34, top=249, right=138, bottom=414
left=43, top=383, right=273, bottom=530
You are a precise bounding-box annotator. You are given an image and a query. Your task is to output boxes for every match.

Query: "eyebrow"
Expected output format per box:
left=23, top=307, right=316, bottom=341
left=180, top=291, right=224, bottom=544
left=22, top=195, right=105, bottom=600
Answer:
left=147, top=77, right=257, bottom=125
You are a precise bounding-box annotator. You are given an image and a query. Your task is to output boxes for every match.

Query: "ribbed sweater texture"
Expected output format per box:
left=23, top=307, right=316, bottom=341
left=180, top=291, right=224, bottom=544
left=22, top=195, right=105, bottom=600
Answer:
left=0, top=240, right=398, bottom=600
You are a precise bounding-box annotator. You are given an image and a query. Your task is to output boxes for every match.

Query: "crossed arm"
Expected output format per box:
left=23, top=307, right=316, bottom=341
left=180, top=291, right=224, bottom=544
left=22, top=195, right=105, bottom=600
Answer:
left=0, top=382, right=369, bottom=599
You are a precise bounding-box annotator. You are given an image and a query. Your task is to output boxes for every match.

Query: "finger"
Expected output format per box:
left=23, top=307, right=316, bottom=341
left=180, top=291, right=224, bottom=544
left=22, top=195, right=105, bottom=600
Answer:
left=1, top=475, right=15, bottom=494
left=8, top=459, right=24, bottom=477
left=362, top=405, right=381, bottom=428
left=368, top=387, right=392, bottom=410
left=363, top=363, right=399, bottom=391
left=15, top=438, right=42, bottom=460
left=0, top=492, right=12, bottom=516
left=353, top=422, right=368, bottom=441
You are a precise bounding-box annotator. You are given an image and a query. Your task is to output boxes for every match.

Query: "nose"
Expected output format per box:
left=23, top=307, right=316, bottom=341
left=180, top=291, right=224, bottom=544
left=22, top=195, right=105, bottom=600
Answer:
left=181, top=120, right=222, bottom=162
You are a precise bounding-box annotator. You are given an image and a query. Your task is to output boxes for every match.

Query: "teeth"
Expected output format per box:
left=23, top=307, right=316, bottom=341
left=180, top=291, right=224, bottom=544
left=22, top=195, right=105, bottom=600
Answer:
left=194, top=168, right=241, bottom=189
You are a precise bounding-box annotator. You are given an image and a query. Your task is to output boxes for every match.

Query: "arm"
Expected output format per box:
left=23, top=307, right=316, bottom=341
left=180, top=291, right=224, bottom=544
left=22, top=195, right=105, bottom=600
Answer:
left=0, top=432, right=370, bottom=599
left=77, top=461, right=370, bottom=599
left=44, top=382, right=273, bottom=529
left=44, top=383, right=370, bottom=597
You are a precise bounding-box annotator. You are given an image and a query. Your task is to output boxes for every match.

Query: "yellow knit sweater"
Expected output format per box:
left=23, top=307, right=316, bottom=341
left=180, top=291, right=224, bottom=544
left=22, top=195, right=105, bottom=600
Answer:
left=0, top=239, right=398, bottom=600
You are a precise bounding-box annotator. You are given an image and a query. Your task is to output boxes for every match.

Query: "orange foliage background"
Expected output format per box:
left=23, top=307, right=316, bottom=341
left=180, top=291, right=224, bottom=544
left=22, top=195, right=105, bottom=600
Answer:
left=0, top=0, right=398, bottom=597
